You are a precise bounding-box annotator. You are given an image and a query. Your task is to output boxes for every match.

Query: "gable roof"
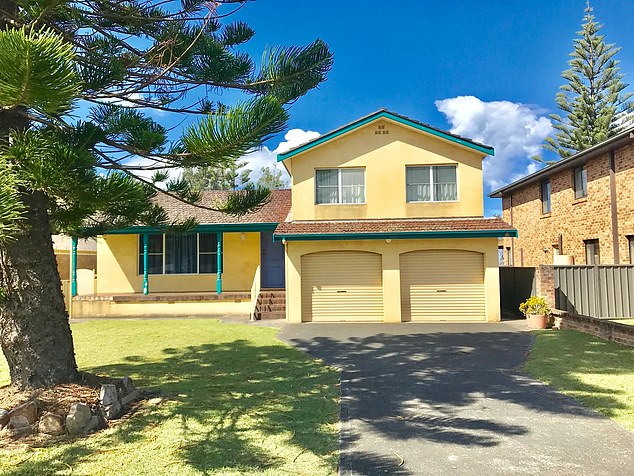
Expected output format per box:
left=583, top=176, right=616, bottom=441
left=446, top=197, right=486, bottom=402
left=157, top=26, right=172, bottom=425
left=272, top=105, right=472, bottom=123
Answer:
left=105, top=189, right=291, bottom=235
left=489, top=126, right=634, bottom=198
left=276, top=109, right=495, bottom=161
left=153, top=189, right=291, bottom=225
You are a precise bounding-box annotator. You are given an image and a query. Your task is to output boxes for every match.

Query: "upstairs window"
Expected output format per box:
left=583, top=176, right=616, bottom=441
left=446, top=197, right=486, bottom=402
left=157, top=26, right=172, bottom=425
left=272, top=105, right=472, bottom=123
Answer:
left=138, top=233, right=218, bottom=275
left=406, top=165, right=457, bottom=202
left=574, top=165, right=587, bottom=199
left=584, top=239, right=600, bottom=265
left=541, top=180, right=551, bottom=214
left=315, top=168, right=365, bottom=204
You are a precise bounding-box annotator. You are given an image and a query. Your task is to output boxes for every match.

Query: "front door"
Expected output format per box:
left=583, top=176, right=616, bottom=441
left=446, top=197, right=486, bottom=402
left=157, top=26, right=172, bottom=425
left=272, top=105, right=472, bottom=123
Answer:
left=261, top=231, right=285, bottom=288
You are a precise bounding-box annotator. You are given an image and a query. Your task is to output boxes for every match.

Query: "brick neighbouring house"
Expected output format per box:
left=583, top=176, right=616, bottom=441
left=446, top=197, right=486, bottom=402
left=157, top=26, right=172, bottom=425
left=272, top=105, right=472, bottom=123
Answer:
left=490, top=126, right=634, bottom=267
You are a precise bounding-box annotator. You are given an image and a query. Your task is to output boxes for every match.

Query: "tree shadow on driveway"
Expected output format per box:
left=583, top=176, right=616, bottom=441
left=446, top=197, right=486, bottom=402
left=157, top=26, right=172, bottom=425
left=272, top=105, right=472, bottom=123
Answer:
left=280, top=324, right=634, bottom=475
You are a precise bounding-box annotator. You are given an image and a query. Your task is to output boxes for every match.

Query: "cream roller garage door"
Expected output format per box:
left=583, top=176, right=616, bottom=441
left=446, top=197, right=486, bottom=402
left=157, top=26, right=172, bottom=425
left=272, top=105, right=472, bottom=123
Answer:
left=301, top=251, right=383, bottom=322
left=400, top=250, right=486, bottom=321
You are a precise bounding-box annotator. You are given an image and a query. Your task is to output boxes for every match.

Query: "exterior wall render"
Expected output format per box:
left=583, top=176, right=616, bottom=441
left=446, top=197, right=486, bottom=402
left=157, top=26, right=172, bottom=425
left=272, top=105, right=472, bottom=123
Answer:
left=288, top=118, right=486, bottom=221
left=96, top=232, right=261, bottom=293
left=284, top=237, right=500, bottom=324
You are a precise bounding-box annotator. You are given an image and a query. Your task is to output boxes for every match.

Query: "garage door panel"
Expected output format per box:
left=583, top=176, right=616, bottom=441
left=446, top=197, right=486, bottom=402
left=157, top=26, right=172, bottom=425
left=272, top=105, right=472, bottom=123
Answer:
left=302, top=251, right=383, bottom=322
left=401, top=250, right=485, bottom=321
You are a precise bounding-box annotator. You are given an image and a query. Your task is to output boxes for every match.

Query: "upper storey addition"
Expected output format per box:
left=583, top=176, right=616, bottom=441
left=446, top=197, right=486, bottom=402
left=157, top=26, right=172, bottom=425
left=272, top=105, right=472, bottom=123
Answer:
left=277, top=110, right=494, bottom=221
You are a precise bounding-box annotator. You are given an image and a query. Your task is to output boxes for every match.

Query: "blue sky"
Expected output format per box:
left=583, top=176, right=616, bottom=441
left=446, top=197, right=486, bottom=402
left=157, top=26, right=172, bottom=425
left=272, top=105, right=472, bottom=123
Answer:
left=217, top=0, right=634, bottom=216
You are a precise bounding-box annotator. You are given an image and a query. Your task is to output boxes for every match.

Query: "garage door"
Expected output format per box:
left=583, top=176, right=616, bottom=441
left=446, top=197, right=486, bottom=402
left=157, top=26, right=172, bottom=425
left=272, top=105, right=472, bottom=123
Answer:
left=400, top=250, right=485, bottom=321
left=301, top=251, right=383, bottom=322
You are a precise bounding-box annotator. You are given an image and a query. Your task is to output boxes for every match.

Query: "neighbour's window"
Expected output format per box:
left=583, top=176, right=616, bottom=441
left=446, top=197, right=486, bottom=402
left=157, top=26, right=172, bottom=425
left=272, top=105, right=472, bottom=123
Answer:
left=541, top=180, right=551, bottom=214
left=584, top=239, right=600, bottom=265
left=138, top=233, right=218, bottom=275
left=629, top=236, right=634, bottom=264
left=406, top=165, right=457, bottom=202
left=574, top=165, right=587, bottom=199
left=315, top=168, right=365, bottom=204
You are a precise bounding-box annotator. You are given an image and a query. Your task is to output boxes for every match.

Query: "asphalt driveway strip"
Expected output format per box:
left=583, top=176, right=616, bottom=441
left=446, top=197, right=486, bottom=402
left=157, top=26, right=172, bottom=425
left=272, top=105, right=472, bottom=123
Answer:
left=279, top=322, right=634, bottom=476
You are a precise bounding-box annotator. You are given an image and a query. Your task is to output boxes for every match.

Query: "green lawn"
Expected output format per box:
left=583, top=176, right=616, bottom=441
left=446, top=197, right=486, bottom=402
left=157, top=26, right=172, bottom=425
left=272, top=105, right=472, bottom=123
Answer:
left=524, top=330, right=634, bottom=431
left=0, top=320, right=339, bottom=476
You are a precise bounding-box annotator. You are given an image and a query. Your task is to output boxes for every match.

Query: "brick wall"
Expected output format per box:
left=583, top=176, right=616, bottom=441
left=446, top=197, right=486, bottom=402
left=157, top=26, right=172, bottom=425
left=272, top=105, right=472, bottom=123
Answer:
left=615, top=144, right=634, bottom=263
left=559, top=313, right=634, bottom=347
left=501, top=141, right=634, bottom=267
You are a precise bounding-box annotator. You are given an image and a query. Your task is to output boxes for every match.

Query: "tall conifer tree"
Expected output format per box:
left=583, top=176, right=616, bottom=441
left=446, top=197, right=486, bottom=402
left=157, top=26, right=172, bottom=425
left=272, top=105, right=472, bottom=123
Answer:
left=0, top=0, right=332, bottom=388
left=545, top=2, right=633, bottom=158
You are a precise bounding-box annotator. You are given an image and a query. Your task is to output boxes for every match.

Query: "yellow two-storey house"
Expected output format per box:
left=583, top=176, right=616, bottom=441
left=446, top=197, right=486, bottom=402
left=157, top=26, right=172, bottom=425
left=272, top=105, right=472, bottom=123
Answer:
left=70, top=110, right=515, bottom=322
left=275, top=110, right=516, bottom=323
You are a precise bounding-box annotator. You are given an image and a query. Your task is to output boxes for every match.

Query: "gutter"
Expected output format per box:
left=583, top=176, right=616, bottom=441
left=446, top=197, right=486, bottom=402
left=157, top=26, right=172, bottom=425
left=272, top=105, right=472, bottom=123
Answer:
left=273, top=229, right=518, bottom=242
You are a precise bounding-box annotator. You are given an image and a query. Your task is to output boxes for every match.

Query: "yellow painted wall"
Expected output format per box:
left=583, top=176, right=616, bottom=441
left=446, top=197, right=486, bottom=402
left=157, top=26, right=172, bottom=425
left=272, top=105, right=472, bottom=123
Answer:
left=96, top=232, right=260, bottom=294
left=71, top=299, right=250, bottom=319
left=284, top=238, right=501, bottom=323
left=287, top=118, right=486, bottom=220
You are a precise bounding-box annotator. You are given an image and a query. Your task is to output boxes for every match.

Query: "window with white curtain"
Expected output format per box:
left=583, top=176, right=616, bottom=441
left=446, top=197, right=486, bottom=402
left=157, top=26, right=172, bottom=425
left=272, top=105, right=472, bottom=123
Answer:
left=315, top=168, right=365, bottom=204
left=406, top=165, right=457, bottom=202
left=138, top=233, right=218, bottom=275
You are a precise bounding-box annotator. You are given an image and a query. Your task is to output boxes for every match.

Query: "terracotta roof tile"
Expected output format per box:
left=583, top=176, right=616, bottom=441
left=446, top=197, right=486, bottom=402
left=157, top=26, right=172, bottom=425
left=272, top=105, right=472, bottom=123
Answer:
left=153, top=189, right=291, bottom=224
left=274, top=216, right=515, bottom=236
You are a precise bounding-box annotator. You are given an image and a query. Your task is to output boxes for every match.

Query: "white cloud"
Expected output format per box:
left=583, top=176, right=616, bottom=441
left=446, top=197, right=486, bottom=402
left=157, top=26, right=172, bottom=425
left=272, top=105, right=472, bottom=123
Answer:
left=435, top=95, right=553, bottom=191
left=240, top=128, right=320, bottom=185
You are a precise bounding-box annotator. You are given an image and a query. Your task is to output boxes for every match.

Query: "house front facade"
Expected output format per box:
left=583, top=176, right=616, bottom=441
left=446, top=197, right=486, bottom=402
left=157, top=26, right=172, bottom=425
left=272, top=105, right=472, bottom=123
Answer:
left=73, top=110, right=515, bottom=322
left=490, top=127, right=634, bottom=267
left=274, top=110, right=515, bottom=323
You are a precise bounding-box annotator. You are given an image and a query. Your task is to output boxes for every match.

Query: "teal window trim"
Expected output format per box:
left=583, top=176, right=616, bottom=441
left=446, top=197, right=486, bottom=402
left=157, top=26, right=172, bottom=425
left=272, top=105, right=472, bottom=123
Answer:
left=273, top=229, right=518, bottom=242
left=277, top=111, right=495, bottom=162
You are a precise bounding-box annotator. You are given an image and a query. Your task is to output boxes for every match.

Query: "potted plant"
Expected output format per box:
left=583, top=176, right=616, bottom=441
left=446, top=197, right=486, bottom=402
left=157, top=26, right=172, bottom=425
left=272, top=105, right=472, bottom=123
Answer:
left=519, top=296, right=550, bottom=329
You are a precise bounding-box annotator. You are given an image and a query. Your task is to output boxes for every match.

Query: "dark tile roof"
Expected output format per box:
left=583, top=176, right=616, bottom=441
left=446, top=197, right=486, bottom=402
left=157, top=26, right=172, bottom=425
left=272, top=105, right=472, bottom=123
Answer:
left=153, top=189, right=291, bottom=224
left=274, top=216, right=515, bottom=236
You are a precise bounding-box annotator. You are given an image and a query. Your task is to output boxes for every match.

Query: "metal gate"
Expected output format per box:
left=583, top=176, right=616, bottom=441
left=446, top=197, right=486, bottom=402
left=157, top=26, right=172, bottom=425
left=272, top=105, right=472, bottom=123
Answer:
left=499, top=267, right=536, bottom=317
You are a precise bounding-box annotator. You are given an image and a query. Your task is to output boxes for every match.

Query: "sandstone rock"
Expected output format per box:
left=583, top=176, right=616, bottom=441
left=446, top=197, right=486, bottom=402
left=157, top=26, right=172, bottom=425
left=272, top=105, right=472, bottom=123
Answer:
left=103, top=400, right=122, bottom=420
left=66, top=402, right=92, bottom=435
left=0, top=408, right=8, bottom=429
left=121, top=376, right=135, bottom=393
left=9, top=401, right=37, bottom=424
left=100, top=384, right=119, bottom=407
left=120, top=389, right=142, bottom=407
left=39, top=412, right=65, bottom=436
left=9, top=415, right=31, bottom=432
left=83, top=415, right=101, bottom=434
left=147, top=397, right=163, bottom=406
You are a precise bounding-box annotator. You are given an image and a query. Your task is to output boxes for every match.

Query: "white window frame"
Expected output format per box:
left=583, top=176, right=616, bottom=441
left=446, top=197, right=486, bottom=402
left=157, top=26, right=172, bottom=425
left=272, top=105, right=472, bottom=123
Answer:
left=406, top=165, right=458, bottom=203
left=315, top=168, right=366, bottom=205
left=138, top=233, right=218, bottom=276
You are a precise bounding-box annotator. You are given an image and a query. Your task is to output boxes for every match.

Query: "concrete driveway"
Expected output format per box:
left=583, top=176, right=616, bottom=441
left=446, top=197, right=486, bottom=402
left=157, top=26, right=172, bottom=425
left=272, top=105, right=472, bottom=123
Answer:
left=279, top=322, right=634, bottom=476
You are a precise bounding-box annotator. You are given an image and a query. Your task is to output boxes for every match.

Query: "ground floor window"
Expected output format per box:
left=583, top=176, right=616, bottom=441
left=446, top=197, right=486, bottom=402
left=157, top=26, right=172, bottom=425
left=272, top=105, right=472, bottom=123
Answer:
left=629, top=236, right=634, bottom=264
left=138, top=233, right=218, bottom=275
left=584, top=239, right=600, bottom=265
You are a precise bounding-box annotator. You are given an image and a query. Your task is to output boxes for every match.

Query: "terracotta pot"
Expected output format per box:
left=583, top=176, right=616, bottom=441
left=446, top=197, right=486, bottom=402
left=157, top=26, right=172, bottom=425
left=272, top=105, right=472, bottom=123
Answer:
left=526, top=314, right=549, bottom=330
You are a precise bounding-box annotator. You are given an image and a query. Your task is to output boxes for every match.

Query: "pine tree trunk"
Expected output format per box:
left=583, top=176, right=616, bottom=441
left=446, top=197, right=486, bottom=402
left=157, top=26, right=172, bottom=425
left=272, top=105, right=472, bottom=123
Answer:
left=0, top=190, right=79, bottom=389
left=0, top=108, right=78, bottom=389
